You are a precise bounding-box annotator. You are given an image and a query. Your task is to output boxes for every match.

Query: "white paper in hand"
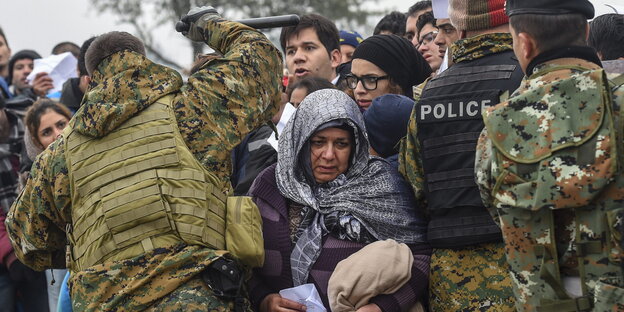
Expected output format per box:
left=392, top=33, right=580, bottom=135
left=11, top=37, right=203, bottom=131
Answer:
left=26, top=52, right=78, bottom=95
left=267, top=102, right=296, bottom=151
left=279, top=283, right=327, bottom=312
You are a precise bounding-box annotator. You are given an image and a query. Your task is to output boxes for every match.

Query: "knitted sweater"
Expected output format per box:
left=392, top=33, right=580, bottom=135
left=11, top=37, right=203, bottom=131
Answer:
left=248, top=164, right=432, bottom=311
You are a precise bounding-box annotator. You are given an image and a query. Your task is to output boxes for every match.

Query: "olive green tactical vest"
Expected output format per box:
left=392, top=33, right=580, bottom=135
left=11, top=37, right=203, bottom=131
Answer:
left=485, top=66, right=624, bottom=311
left=64, top=95, right=227, bottom=271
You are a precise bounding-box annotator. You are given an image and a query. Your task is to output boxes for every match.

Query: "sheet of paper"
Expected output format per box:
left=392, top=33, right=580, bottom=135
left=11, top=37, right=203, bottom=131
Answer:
left=26, top=52, right=78, bottom=95
left=279, top=283, right=327, bottom=312
left=268, top=102, right=296, bottom=151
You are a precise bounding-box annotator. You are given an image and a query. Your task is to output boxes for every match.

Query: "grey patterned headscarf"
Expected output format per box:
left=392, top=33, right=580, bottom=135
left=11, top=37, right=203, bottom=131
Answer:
left=276, top=89, right=427, bottom=286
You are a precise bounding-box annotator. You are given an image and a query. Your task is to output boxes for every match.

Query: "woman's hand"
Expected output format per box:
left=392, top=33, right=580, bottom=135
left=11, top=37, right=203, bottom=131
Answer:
left=356, top=303, right=382, bottom=312
left=260, top=293, right=307, bottom=312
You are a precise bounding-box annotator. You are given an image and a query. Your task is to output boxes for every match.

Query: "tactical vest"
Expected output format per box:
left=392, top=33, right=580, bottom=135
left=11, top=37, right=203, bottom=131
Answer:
left=485, top=65, right=624, bottom=311
left=64, top=95, right=227, bottom=271
left=415, top=50, right=523, bottom=248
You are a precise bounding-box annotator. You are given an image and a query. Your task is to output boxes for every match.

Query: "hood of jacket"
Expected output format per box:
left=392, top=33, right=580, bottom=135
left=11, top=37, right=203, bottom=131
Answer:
left=70, top=50, right=183, bottom=138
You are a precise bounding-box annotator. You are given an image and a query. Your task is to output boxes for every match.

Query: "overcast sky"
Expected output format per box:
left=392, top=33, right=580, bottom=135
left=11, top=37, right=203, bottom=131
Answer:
left=0, top=0, right=621, bottom=69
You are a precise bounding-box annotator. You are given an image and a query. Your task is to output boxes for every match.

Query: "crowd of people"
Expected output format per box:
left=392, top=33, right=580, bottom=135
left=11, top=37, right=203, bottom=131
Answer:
left=0, top=0, right=623, bottom=311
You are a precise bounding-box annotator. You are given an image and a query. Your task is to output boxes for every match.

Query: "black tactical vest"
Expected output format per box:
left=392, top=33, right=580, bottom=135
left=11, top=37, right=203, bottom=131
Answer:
left=416, top=50, right=523, bottom=248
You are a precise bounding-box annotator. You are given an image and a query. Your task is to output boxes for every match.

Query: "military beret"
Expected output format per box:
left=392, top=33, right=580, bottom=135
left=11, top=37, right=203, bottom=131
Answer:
left=506, top=0, right=595, bottom=19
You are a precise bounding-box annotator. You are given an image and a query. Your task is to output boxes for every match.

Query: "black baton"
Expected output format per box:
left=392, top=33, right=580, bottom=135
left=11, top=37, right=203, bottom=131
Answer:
left=176, top=14, right=299, bottom=32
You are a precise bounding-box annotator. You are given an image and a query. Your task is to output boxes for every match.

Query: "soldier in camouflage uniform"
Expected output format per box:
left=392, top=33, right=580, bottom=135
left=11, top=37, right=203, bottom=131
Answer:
left=5, top=6, right=282, bottom=312
left=399, top=0, right=522, bottom=310
left=476, top=0, right=624, bottom=311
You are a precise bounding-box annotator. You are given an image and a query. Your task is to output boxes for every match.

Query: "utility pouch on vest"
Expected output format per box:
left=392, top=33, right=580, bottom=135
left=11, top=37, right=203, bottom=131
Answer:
left=202, top=257, right=247, bottom=312
left=225, top=196, right=264, bottom=268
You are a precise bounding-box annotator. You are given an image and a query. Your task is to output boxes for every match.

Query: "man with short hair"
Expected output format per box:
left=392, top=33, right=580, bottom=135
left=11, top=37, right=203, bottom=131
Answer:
left=405, top=1, right=433, bottom=43
left=373, top=11, right=407, bottom=36
left=415, top=12, right=443, bottom=72
left=59, top=37, right=96, bottom=112
left=400, top=0, right=522, bottom=310
left=280, top=14, right=342, bottom=85
left=476, top=1, right=624, bottom=310
left=7, top=6, right=282, bottom=310
left=588, top=13, right=624, bottom=73
left=7, top=50, right=54, bottom=100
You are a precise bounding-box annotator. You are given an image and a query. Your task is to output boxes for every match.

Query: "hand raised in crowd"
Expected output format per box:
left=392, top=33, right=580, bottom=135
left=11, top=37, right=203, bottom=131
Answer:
left=260, top=294, right=307, bottom=312
left=31, top=72, right=54, bottom=97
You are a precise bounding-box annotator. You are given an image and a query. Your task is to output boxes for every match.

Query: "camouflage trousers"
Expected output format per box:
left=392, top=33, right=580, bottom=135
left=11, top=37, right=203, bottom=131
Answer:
left=428, top=242, right=515, bottom=312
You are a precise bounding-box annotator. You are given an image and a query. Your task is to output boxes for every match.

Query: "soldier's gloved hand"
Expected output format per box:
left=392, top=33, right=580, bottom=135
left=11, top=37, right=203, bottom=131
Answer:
left=176, top=6, right=222, bottom=41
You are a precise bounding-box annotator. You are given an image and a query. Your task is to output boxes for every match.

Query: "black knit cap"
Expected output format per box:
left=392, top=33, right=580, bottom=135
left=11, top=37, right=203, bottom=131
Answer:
left=7, top=50, right=41, bottom=86
left=506, top=0, right=595, bottom=19
left=351, top=34, right=432, bottom=97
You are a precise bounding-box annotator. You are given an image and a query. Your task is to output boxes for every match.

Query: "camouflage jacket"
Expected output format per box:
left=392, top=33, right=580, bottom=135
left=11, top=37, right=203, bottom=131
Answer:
left=6, top=18, right=282, bottom=311
left=399, top=33, right=513, bottom=207
left=476, top=57, right=624, bottom=311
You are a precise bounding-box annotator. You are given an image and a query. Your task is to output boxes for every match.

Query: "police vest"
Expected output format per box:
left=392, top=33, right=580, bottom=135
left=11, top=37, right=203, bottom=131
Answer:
left=416, top=50, right=523, bottom=248
left=485, top=65, right=624, bottom=311
left=64, top=95, right=227, bottom=271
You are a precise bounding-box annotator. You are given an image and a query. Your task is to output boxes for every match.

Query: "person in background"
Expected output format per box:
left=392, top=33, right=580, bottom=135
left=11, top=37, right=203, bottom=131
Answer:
left=373, top=11, right=407, bottom=36
left=280, top=14, right=342, bottom=86
left=59, top=37, right=96, bottom=113
left=415, top=12, right=443, bottom=73
left=338, top=30, right=364, bottom=65
left=363, top=94, right=413, bottom=169
left=287, top=76, right=336, bottom=107
left=51, top=42, right=80, bottom=58
left=348, top=34, right=431, bottom=110
left=588, top=13, right=624, bottom=73
left=248, top=89, right=430, bottom=312
left=405, top=1, right=433, bottom=43
left=22, top=99, right=71, bottom=312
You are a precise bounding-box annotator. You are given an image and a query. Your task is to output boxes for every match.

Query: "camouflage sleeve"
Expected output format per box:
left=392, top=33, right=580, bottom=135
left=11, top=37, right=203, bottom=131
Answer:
left=6, top=137, right=71, bottom=270
left=398, top=100, right=426, bottom=207
left=474, top=127, right=500, bottom=225
left=174, top=18, right=283, bottom=186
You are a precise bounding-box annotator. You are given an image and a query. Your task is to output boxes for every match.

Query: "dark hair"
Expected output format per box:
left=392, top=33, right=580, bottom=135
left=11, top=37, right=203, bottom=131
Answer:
left=0, top=26, right=8, bottom=49
left=416, top=11, right=436, bottom=39
left=51, top=41, right=80, bottom=58
left=408, top=1, right=432, bottom=17
left=7, top=50, right=41, bottom=87
left=280, top=14, right=340, bottom=56
left=373, top=11, right=407, bottom=36
left=25, top=99, right=72, bottom=147
left=85, top=31, right=145, bottom=75
left=78, top=37, right=97, bottom=77
left=286, top=76, right=336, bottom=99
left=588, top=14, right=624, bottom=61
left=510, top=14, right=587, bottom=54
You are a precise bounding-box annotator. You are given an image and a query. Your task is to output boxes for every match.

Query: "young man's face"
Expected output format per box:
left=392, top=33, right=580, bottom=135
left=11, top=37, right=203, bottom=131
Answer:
left=405, top=9, right=432, bottom=44
left=434, top=19, right=460, bottom=53
left=12, top=58, right=34, bottom=90
left=285, top=27, right=341, bottom=84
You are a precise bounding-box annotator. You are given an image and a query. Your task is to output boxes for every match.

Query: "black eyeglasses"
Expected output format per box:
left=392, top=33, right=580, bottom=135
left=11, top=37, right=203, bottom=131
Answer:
left=345, top=74, right=389, bottom=91
left=418, top=31, right=438, bottom=47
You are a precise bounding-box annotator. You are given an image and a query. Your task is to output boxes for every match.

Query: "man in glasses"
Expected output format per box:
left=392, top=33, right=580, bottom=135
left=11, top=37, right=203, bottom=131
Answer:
left=415, top=12, right=444, bottom=73
left=400, top=0, right=523, bottom=310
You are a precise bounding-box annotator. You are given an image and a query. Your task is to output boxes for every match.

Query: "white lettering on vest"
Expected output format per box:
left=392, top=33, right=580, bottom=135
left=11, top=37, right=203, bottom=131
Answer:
left=466, top=101, right=480, bottom=116
left=434, top=104, right=445, bottom=119
left=421, top=105, right=432, bottom=119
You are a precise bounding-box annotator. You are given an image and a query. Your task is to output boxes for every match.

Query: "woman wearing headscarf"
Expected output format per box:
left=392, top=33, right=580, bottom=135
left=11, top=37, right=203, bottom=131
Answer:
left=347, top=34, right=432, bottom=110
left=248, top=89, right=430, bottom=312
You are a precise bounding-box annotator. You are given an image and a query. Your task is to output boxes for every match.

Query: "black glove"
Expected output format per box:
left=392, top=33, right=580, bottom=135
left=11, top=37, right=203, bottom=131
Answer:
left=8, top=259, right=41, bottom=283
left=176, top=6, right=221, bottom=41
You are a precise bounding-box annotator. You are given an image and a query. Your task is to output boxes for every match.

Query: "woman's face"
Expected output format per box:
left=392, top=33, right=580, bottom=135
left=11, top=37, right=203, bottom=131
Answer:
left=350, top=58, right=391, bottom=110
left=37, top=109, right=69, bottom=148
left=310, top=127, right=352, bottom=184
